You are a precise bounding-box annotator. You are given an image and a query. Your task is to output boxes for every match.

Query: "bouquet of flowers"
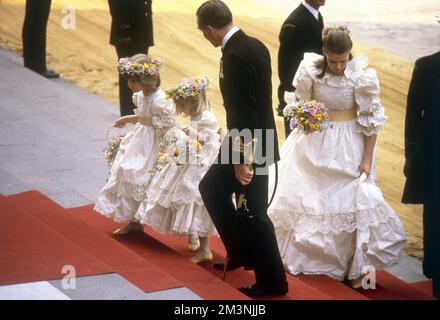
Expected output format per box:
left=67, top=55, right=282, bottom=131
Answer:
left=104, top=133, right=125, bottom=168
left=283, top=99, right=329, bottom=134
left=150, top=128, right=202, bottom=176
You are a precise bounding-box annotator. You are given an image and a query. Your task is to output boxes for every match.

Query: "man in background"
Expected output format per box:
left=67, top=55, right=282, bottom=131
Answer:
left=277, top=0, right=325, bottom=137
left=402, top=17, right=440, bottom=300
left=22, top=0, right=59, bottom=78
left=108, top=0, right=154, bottom=116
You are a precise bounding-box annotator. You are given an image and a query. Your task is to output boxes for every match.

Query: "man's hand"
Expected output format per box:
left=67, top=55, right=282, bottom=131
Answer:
left=234, top=164, right=253, bottom=186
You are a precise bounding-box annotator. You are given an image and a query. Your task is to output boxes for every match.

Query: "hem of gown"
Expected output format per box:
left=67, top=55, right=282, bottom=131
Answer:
left=286, top=255, right=401, bottom=282
left=136, top=202, right=217, bottom=237
left=93, top=204, right=139, bottom=224
left=270, top=202, right=402, bottom=235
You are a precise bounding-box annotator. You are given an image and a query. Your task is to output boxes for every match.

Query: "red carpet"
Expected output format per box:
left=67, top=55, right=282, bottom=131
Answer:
left=409, top=280, right=433, bottom=297
left=0, top=195, right=112, bottom=286
left=1, top=191, right=435, bottom=300
left=6, top=191, right=182, bottom=293
left=69, top=204, right=248, bottom=300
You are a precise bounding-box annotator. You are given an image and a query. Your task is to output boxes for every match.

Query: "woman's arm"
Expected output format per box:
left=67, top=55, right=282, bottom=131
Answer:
left=360, top=134, right=377, bottom=176
left=114, top=115, right=139, bottom=128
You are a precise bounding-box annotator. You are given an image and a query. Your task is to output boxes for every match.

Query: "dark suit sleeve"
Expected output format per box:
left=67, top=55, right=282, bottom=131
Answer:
left=109, top=0, right=152, bottom=47
left=277, top=23, right=303, bottom=111
left=405, top=61, right=425, bottom=160
left=108, top=0, right=132, bottom=45
left=223, top=53, right=258, bottom=131
left=222, top=53, right=260, bottom=164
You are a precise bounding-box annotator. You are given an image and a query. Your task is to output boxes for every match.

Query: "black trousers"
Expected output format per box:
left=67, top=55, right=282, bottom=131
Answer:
left=282, top=116, right=293, bottom=138
left=199, top=163, right=287, bottom=290
left=22, top=0, right=51, bottom=73
left=115, top=44, right=149, bottom=116
left=423, top=200, right=440, bottom=298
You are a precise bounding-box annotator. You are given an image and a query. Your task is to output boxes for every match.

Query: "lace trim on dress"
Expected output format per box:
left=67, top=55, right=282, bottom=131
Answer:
left=271, top=202, right=400, bottom=235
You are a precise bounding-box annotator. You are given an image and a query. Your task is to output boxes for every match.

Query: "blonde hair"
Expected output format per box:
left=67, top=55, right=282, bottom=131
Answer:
left=174, top=90, right=211, bottom=117
left=127, top=54, right=161, bottom=89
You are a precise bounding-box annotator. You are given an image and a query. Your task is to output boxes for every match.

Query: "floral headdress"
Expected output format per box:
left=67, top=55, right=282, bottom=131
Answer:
left=166, top=76, right=211, bottom=100
left=116, top=56, right=163, bottom=77
left=322, top=24, right=351, bottom=42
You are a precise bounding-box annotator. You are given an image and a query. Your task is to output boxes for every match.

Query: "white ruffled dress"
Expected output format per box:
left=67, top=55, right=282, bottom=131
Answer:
left=268, top=53, right=407, bottom=281
left=94, top=89, right=178, bottom=223
left=135, top=110, right=219, bottom=237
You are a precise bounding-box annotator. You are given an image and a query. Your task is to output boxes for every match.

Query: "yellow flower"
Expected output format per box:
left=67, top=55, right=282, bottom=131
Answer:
left=192, top=140, right=202, bottom=151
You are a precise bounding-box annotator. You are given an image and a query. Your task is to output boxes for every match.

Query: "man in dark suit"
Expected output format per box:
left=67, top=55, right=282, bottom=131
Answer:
left=277, top=0, right=325, bottom=137
left=108, top=0, right=154, bottom=116
left=22, top=0, right=59, bottom=78
left=196, top=0, right=287, bottom=297
left=402, top=26, right=440, bottom=298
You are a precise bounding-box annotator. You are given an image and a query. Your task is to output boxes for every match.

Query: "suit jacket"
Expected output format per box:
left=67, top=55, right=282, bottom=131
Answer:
left=402, top=51, right=440, bottom=204
left=277, top=3, right=323, bottom=114
left=219, top=30, right=280, bottom=166
left=108, top=0, right=154, bottom=47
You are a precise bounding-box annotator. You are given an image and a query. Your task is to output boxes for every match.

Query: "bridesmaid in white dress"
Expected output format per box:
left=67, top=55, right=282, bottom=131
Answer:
left=94, top=54, right=178, bottom=235
left=136, top=77, right=219, bottom=264
left=268, top=26, right=407, bottom=288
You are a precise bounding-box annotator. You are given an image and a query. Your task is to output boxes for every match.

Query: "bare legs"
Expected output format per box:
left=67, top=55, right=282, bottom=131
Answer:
left=190, top=236, right=213, bottom=264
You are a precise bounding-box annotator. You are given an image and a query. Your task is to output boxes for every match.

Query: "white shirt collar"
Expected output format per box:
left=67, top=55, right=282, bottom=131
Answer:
left=302, top=1, right=320, bottom=20
left=222, top=26, right=240, bottom=49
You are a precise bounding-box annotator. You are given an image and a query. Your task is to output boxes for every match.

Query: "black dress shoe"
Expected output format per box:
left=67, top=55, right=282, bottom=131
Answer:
left=238, top=282, right=288, bottom=297
left=40, top=70, right=60, bottom=79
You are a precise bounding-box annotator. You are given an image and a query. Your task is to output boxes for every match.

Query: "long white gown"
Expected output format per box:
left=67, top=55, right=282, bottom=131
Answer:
left=94, top=89, right=178, bottom=222
left=135, top=110, right=219, bottom=237
left=268, top=53, right=407, bottom=281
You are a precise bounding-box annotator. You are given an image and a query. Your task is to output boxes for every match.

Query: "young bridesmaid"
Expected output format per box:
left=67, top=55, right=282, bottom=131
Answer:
left=136, top=77, right=219, bottom=263
left=95, top=54, right=178, bottom=235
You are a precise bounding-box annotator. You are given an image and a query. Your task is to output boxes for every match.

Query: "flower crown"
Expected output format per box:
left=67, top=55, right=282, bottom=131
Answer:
left=322, top=24, right=351, bottom=42
left=116, top=56, right=163, bottom=77
left=166, top=76, right=211, bottom=99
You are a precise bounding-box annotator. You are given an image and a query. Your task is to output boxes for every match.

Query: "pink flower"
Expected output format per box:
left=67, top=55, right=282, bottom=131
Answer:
left=148, top=67, right=156, bottom=75
left=152, top=57, right=161, bottom=65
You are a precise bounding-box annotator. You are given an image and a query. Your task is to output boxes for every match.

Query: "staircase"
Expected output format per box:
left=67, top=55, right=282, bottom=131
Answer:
left=0, top=191, right=434, bottom=300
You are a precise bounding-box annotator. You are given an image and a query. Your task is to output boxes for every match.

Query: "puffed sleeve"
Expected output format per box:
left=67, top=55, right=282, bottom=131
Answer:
left=354, top=68, right=388, bottom=136
left=283, top=53, right=317, bottom=110
left=131, top=91, right=143, bottom=115
left=151, top=96, right=179, bottom=137
left=194, top=111, right=220, bottom=166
